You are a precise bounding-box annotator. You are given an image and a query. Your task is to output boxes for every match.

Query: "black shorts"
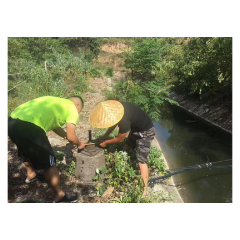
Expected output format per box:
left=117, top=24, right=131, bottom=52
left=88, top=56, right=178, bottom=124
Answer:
left=126, top=127, right=155, bottom=164
left=8, top=118, right=56, bottom=170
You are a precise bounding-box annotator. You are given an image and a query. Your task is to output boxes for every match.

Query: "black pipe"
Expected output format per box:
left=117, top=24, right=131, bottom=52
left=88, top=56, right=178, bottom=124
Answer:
left=148, top=165, right=232, bottom=183
left=89, top=130, right=92, bottom=142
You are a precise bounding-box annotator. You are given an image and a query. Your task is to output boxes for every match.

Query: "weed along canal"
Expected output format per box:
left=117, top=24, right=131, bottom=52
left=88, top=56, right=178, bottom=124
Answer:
left=154, top=105, right=232, bottom=203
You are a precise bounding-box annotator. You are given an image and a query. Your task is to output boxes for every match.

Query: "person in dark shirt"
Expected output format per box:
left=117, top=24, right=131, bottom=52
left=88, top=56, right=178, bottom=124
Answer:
left=89, top=100, right=155, bottom=196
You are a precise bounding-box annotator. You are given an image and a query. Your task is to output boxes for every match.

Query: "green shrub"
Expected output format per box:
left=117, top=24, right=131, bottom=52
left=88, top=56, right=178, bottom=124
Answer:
left=105, top=66, right=114, bottom=78
left=103, top=150, right=141, bottom=192
left=92, top=127, right=168, bottom=202
left=89, top=67, right=102, bottom=77
left=8, top=37, right=104, bottom=115
left=104, top=78, right=178, bottom=121
left=147, top=146, right=167, bottom=174
left=160, top=37, right=232, bottom=100
left=62, top=37, right=104, bottom=60
left=102, top=38, right=178, bottom=120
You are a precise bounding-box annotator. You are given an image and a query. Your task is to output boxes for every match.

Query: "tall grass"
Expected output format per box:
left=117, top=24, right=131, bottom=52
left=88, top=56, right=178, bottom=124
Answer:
left=8, top=48, right=92, bottom=115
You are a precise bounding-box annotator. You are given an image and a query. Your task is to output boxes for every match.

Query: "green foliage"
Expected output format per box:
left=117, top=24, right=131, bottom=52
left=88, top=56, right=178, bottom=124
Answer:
left=103, top=151, right=142, bottom=192
left=161, top=37, right=232, bottom=99
left=110, top=182, right=152, bottom=203
left=147, top=146, right=167, bottom=174
left=93, top=141, right=167, bottom=203
left=55, top=151, right=65, bottom=161
left=124, top=38, right=167, bottom=81
left=104, top=38, right=178, bottom=120
left=8, top=37, right=96, bottom=115
left=93, top=126, right=168, bottom=202
left=105, top=66, right=114, bottom=78
left=106, top=37, right=232, bottom=118
left=67, top=161, right=76, bottom=175
left=93, top=166, right=106, bottom=181
left=8, top=37, right=71, bottom=63
left=62, top=37, right=104, bottom=60
left=95, top=142, right=166, bottom=195
left=96, top=184, right=107, bottom=196
left=105, top=78, right=178, bottom=120
left=89, top=67, right=102, bottom=77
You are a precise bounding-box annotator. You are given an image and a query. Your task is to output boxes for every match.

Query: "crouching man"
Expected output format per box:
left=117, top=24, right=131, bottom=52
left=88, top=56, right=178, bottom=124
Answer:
left=89, top=100, right=155, bottom=196
left=8, top=96, right=85, bottom=203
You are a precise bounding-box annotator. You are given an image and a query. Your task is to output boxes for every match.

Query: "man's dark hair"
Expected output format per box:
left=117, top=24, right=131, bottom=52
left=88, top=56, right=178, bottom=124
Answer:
left=69, top=96, right=84, bottom=108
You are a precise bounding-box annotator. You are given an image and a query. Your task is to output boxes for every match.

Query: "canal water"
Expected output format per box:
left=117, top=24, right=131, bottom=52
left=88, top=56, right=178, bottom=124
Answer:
left=154, top=105, right=232, bottom=203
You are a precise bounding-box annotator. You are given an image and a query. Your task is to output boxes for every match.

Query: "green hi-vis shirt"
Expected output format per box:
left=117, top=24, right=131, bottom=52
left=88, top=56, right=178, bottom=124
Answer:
left=11, top=96, right=79, bottom=132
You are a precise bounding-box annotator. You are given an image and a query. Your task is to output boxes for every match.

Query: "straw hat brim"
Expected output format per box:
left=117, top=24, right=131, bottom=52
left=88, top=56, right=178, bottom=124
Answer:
left=89, top=100, right=124, bottom=128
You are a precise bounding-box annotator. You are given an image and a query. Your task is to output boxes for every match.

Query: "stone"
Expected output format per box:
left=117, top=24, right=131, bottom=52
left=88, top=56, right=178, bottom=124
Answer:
left=101, top=186, right=114, bottom=198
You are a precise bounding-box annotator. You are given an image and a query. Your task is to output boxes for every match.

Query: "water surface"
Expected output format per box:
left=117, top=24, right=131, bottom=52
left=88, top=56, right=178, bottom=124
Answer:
left=154, top=105, right=232, bottom=203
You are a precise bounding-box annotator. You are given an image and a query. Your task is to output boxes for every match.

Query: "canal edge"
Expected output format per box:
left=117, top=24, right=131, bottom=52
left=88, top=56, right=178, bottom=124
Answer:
left=151, top=137, right=184, bottom=203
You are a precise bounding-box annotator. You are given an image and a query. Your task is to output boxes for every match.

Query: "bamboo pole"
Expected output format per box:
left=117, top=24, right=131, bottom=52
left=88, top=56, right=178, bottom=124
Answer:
left=8, top=73, right=20, bottom=76
left=8, top=80, right=27, bottom=92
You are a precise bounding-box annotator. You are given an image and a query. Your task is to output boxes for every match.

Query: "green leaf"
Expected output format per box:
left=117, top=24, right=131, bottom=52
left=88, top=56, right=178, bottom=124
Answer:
left=93, top=175, right=99, bottom=181
left=99, top=184, right=106, bottom=195
left=99, top=166, right=105, bottom=174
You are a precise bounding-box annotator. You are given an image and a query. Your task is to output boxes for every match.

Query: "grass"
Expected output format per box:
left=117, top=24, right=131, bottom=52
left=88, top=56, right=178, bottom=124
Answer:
left=92, top=41, right=127, bottom=74
left=8, top=51, right=91, bottom=115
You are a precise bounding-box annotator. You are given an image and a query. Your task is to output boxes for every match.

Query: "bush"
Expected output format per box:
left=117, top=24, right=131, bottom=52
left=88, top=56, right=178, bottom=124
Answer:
left=95, top=150, right=142, bottom=196
left=62, top=37, right=104, bottom=60
left=92, top=129, right=167, bottom=202
left=123, top=38, right=166, bottom=81
left=8, top=37, right=71, bottom=63
left=89, top=67, right=102, bottom=77
left=105, top=78, right=178, bottom=121
left=161, top=37, right=232, bottom=100
left=104, top=38, right=178, bottom=120
left=105, top=66, right=114, bottom=78
left=147, top=146, right=167, bottom=174
left=8, top=41, right=91, bottom=115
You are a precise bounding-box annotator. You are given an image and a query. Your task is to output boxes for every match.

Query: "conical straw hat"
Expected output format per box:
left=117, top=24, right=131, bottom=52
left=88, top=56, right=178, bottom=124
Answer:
left=89, top=100, right=124, bottom=128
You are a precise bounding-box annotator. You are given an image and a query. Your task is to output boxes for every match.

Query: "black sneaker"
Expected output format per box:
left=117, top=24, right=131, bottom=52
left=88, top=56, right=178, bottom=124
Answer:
left=53, top=193, right=78, bottom=203
left=25, top=173, right=45, bottom=183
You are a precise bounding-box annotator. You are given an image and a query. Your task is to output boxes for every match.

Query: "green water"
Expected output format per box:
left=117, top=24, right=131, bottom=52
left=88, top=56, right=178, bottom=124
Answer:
left=154, top=105, right=232, bottom=203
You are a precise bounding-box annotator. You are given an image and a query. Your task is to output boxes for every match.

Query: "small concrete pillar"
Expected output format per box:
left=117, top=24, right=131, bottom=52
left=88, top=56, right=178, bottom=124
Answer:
left=75, top=146, right=106, bottom=182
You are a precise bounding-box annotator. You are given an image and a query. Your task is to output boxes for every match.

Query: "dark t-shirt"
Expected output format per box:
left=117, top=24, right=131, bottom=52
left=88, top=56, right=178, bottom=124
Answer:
left=117, top=101, right=153, bottom=134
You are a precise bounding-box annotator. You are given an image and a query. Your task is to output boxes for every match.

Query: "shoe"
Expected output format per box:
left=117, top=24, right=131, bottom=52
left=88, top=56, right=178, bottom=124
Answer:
left=25, top=172, right=45, bottom=183
left=53, top=193, right=78, bottom=203
left=25, top=175, right=38, bottom=183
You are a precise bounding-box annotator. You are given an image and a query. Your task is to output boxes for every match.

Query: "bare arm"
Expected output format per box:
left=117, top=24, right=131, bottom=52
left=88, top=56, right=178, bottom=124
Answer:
left=100, top=132, right=127, bottom=147
left=66, top=123, right=85, bottom=149
left=52, top=127, right=67, bottom=139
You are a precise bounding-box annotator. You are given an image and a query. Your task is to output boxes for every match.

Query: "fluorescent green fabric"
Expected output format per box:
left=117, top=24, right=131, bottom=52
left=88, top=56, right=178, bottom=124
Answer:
left=11, top=96, right=79, bottom=132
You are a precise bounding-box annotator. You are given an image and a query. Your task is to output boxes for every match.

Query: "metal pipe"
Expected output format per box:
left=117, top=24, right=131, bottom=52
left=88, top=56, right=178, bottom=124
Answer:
left=88, top=130, right=92, bottom=142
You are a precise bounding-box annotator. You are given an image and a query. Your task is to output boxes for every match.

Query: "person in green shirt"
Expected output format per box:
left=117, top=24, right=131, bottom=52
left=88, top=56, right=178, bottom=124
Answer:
left=8, top=96, right=85, bottom=203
